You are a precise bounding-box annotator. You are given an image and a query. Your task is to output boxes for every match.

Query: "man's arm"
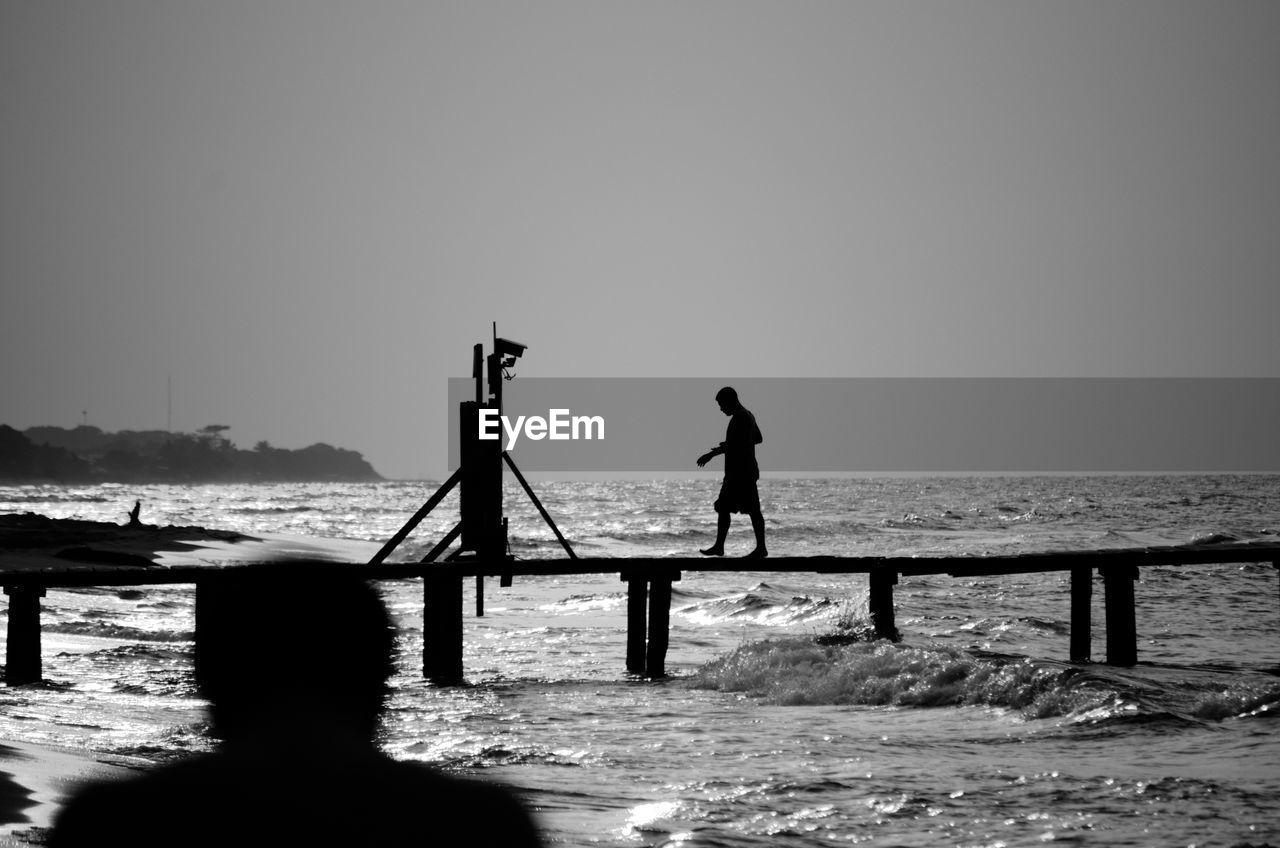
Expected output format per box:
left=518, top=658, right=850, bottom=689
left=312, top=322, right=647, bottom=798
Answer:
left=696, top=444, right=726, bottom=467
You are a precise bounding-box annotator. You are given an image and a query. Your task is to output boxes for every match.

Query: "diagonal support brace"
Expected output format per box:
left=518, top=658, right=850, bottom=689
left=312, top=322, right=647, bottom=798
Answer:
left=503, top=452, right=577, bottom=559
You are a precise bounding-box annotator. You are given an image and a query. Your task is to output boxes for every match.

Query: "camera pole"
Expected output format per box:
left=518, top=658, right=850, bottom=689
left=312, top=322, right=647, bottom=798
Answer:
left=368, top=328, right=576, bottom=681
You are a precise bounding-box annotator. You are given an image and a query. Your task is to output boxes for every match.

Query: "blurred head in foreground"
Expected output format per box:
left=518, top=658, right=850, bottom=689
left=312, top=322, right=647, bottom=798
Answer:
left=50, top=571, right=543, bottom=847
left=194, top=573, right=395, bottom=744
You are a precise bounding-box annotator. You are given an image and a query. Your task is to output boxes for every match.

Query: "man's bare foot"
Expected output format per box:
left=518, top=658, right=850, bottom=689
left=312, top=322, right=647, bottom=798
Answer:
left=744, top=547, right=768, bottom=559
left=699, top=546, right=724, bottom=556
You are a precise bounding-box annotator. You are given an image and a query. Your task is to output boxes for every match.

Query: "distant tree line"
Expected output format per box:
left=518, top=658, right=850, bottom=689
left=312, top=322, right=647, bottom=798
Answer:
left=0, top=425, right=383, bottom=483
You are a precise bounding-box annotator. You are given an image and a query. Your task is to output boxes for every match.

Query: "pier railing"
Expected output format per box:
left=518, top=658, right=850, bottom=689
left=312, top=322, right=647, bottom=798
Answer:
left=4, top=541, right=1279, bottom=685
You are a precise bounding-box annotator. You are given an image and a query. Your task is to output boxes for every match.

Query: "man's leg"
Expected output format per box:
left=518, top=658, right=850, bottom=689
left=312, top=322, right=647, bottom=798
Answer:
left=700, top=511, right=730, bottom=556
left=745, top=510, right=767, bottom=558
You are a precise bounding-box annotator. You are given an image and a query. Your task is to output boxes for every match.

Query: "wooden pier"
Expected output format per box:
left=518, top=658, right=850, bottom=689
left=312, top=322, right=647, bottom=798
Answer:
left=3, top=541, right=1278, bottom=685
left=9, top=337, right=1277, bottom=685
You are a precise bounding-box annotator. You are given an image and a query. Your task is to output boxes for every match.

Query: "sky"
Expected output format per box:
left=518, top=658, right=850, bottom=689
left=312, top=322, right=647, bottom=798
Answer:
left=3, top=1, right=1278, bottom=479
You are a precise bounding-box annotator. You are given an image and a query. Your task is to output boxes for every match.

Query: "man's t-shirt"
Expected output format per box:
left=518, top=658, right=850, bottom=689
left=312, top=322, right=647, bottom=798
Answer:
left=722, top=408, right=763, bottom=482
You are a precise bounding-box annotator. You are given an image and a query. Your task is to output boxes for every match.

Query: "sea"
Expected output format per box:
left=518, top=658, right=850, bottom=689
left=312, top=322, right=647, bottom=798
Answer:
left=1, top=475, right=1278, bottom=847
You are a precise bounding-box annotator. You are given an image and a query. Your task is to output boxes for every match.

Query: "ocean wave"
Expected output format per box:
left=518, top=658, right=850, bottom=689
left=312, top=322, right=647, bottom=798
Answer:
left=679, top=583, right=840, bottom=625
left=1189, top=684, right=1280, bottom=721
left=591, top=526, right=707, bottom=544
left=0, top=492, right=114, bottom=504
left=45, top=622, right=193, bottom=643
left=691, top=637, right=1280, bottom=729
left=1015, top=616, right=1071, bottom=636
left=225, top=505, right=320, bottom=515
left=690, top=639, right=1110, bottom=718
left=113, top=676, right=200, bottom=699
left=767, top=518, right=877, bottom=538
left=1188, top=530, right=1241, bottom=546
left=878, top=513, right=961, bottom=531
left=413, top=743, right=594, bottom=771
left=110, top=738, right=211, bottom=763
left=999, top=507, right=1062, bottom=524
left=545, top=592, right=624, bottom=613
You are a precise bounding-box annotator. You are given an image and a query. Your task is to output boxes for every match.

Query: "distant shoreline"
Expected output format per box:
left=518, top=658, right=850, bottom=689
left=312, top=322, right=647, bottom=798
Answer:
left=1, top=424, right=383, bottom=484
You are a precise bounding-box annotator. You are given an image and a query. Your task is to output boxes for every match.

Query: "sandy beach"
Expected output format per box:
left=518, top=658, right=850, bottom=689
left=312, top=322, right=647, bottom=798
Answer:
left=0, top=512, right=259, bottom=572
left=0, top=511, right=386, bottom=574
left=0, top=741, right=145, bottom=846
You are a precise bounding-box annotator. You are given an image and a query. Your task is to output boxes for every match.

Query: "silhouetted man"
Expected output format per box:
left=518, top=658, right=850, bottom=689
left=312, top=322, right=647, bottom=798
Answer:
left=50, top=575, right=543, bottom=847
left=697, top=386, right=767, bottom=558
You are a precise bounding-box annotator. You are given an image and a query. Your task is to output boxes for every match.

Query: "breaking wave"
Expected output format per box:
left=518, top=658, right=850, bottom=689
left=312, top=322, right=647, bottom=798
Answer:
left=45, top=621, right=192, bottom=642
left=678, top=582, right=841, bottom=625
left=690, top=638, right=1280, bottom=724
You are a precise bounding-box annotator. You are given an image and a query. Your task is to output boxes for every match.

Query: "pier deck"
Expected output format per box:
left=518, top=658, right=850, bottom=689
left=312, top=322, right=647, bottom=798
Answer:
left=3, top=541, right=1279, bottom=684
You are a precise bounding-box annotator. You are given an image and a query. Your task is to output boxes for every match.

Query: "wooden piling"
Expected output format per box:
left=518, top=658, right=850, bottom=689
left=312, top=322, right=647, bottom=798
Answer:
left=868, top=569, right=899, bottom=641
left=1102, top=565, right=1138, bottom=666
left=423, top=575, right=464, bottom=683
left=1070, top=566, right=1092, bottom=662
left=4, top=586, right=46, bottom=685
left=646, top=576, right=673, bottom=678
left=194, top=580, right=211, bottom=646
left=624, top=575, right=648, bottom=674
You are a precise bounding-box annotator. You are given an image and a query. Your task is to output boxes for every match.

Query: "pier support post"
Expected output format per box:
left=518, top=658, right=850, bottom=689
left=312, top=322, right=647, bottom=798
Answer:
left=1070, top=567, right=1092, bottom=662
left=646, top=576, right=673, bottom=679
left=1102, top=565, right=1138, bottom=666
left=4, top=586, right=46, bottom=685
left=423, top=575, right=464, bottom=684
left=621, top=571, right=679, bottom=678
left=623, top=575, right=648, bottom=675
left=194, top=580, right=211, bottom=646
left=868, top=569, right=900, bottom=641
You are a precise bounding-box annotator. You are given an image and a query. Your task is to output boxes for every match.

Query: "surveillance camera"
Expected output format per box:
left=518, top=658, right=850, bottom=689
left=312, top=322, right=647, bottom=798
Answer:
left=495, top=337, right=527, bottom=359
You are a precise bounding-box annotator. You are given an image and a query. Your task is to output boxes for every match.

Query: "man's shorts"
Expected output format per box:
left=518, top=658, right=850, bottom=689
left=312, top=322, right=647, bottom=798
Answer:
left=714, top=479, right=761, bottom=515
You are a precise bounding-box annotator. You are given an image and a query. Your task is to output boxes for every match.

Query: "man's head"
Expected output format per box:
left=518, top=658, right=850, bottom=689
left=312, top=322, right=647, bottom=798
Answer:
left=195, top=574, right=396, bottom=742
left=715, top=386, right=740, bottom=415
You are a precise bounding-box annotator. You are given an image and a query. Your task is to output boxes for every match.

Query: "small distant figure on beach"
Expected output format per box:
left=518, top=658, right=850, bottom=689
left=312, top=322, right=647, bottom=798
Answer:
left=126, top=500, right=142, bottom=527
left=50, top=575, right=543, bottom=847
left=696, top=386, right=767, bottom=558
